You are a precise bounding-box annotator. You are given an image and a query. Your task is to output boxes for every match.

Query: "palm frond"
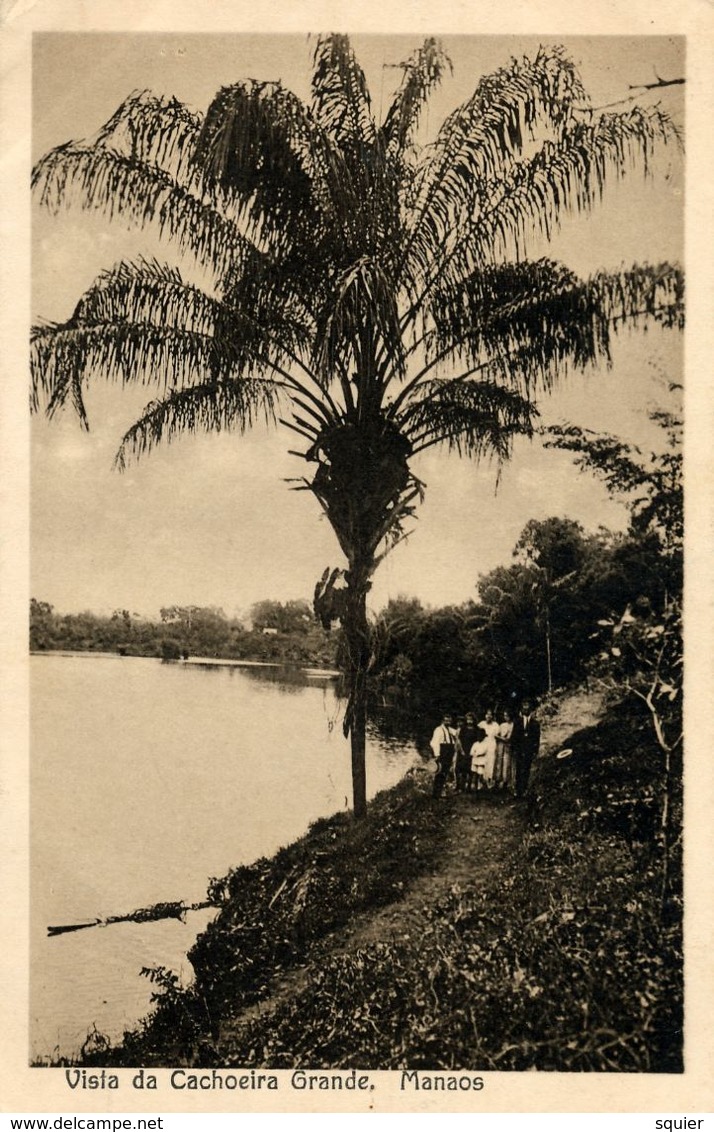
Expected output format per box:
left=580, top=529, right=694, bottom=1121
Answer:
left=219, top=258, right=318, bottom=380
left=88, top=89, right=205, bottom=187
left=31, top=319, right=232, bottom=425
left=312, top=256, right=405, bottom=385
left=391, top=259, right=606, bottom=419
left=412, top=104, right=678, bottom=299
left=589, top=262, right=685, bottom=331
left=309, top=36, right=412, bottom=275
left=424, top=258, right=610, bottom=386
left=195, top=79, right=343, bottom=257
left=194, top=73, right=398, bottom=279
left=399, top=378, right=537, bottom=458
left=34, top=254, right=320, bottom=408
left=311, top=34, right=376, bottom=150
left=392, top=259, right=683, bottom=420
left=82, top=255, right=316, bottom=381
left=480, top=105, right=677, bottom=260
left=402, top=47, right=588, bottom=290
left=402, top=375, right=536, bottom=455
left=115, top=379, right=279, bottom=469
left=380, top=38, right=452, bottom=159
left=32, top=143, right=257, bottom=282
left=68, top=258, right=222, bottom=337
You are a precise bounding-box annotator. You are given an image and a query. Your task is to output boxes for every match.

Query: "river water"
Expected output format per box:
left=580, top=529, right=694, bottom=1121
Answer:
left=30, top=654, right=418, bottom=1061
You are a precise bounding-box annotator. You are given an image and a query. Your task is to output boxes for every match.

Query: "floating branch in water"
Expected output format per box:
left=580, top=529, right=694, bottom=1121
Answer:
left=47, top=899, right=217, bottom=937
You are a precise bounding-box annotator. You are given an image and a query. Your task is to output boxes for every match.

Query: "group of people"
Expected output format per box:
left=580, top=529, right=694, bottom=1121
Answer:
left=429, top=703, right=541, bottom=800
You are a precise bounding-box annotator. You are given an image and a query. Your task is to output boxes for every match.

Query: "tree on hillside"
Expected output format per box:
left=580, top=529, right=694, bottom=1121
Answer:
left=472, top=517, right=667, bottom=698
left=31, top=36, right=684, bottom=816
left=514, top=516, right=590, bottom=693
left=544, top=405, right=683, bottom=903
left=543, top=403, right=683, bottom=602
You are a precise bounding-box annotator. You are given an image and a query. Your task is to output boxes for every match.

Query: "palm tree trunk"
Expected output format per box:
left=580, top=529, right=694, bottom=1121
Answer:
left=350, top=669, right=368, bottom=820
left=343, top=560, right=372, bottom=820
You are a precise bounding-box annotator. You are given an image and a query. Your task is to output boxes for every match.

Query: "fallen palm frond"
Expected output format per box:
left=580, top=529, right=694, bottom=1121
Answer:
left=47, top=899, right=217, bottom=937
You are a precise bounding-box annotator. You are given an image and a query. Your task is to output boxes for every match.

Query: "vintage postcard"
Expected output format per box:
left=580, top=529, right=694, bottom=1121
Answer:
left=1, top=0, right=713, bottom=1118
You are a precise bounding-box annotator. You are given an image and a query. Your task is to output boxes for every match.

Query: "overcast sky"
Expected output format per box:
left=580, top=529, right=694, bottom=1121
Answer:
left=30, top=33, right=684, bottom=619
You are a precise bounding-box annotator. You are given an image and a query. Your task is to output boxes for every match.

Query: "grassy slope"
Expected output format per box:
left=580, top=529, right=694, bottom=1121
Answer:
left=98, top=688, right=682, bottom=1072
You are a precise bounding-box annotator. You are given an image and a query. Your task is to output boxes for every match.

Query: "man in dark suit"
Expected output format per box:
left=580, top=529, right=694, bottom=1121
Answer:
left=511, top=700, right=541, bottom=798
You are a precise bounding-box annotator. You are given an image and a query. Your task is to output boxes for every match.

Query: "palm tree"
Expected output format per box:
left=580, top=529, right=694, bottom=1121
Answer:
left=31, top=36, right=684, bottom=817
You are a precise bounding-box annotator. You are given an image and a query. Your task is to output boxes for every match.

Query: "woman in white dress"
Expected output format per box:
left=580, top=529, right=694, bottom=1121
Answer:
left=495, top=708, right=515, bottom=791
left=477, top=709, right=500, bottom=787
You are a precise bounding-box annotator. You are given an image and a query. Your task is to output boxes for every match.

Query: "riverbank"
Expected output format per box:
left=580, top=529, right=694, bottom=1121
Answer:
left=31, top=650, right=341, bottom=677
left=79, top=686, right=682, bottom=1072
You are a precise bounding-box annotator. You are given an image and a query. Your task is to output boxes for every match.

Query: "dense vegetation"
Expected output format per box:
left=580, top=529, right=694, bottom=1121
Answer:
left=370, top=518, right=667, bottom=715
left=371, top=405, right=682, bottom=715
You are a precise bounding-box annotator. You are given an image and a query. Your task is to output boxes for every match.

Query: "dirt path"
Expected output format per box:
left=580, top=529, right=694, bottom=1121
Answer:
left=218, top=792, right=523, bottom=1053
left=319, top=688, right=605, bottom=958
left=218, top=688, right=605, bottom=1046
left=329, top=792, right=525, bottom=952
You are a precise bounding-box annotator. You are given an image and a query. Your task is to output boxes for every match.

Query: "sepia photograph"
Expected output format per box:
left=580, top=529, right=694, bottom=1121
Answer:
left=28, top=28, right=685, bottom=1076
left=5, top=10, right=708, bottom=1110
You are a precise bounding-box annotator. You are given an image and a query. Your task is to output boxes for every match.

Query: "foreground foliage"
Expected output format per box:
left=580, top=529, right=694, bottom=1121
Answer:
left=211, top=702, right=682, bottom=1072
left=107, top=773, right=451, bottom=1065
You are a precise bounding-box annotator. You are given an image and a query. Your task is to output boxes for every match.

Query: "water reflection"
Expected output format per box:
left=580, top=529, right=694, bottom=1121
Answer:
left=31, top=654, right=417, bottom=1059
left=186, top=660, right=336, bottom=691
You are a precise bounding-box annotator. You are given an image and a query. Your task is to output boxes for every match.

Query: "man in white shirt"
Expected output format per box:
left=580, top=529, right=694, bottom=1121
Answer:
left=430, top=712, right=459, bottom=798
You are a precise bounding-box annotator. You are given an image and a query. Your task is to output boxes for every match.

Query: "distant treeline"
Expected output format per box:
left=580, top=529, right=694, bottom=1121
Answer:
left=29, top=598, right=339, bottom=668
